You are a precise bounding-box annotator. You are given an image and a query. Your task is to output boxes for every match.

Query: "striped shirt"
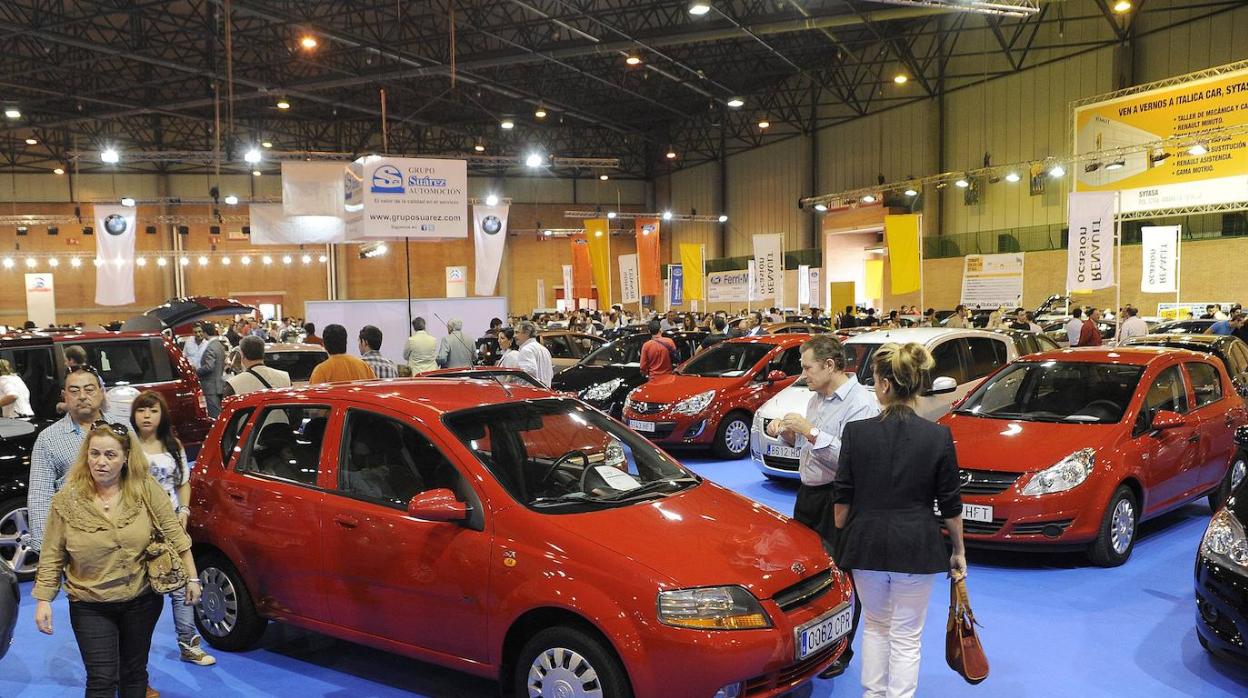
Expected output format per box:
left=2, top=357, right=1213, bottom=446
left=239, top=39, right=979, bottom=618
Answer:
left=360, top=350, right=398, bottom=379
left=27, top=411, right=129, bottom=552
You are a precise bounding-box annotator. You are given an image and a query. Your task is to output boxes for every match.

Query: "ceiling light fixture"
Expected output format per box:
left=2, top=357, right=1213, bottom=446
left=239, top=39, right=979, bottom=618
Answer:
left=688, top=2, right=711, bottom=16
left=726, top=97, right=744, bottom=108
left=53, top=167, right=65, bottom=175
left=599, top=174, right=609, bottom=181
left=120, top=197, right=136, bottom=207
left=954, top=178, right=970, bottom=188
left=156, top=257, right=167, bottom=267
left=24, top=258, right=36, bottom=269
left=301, top=254, right=312, bottom=264
left=262, top=255, right=273, bottom=265
left=282, top=255, right=293, bottom=265
left=224, top=194, right=239, bottom=205
left=543, top=230, right=553, bottom=237
left=1112, top=0, right=1132, bottom=12
left=300, top=35, right=318, bottom=49
left=197, top=256, right=209, bottom=266
left=534, top=106, right=548, bottom=119
left=3, top=108, right=20, bottom=119
left=862, top=194, right=877, bottom=203
left=101, top=148, right=120, bottom=163
left=525, top=152, right=544, bottom=167
left=813, top=203, right=829, bottom=212
left=318, top=254, right=328, bottom=263
left=474, top=142, right=486, bottom=152
left=261, top=141, right=273, bottom=148
left=625, top=55, right=642, bottom=66
left=607, top=211, right=617, bottom=219
left=276, top=98, right=291, bottom=110
left=241, top=255, right=252, bottom=265
left=757, top=119, right=770, bottom=129
left=718, top=214, right=728, bottom=223
left=485, top=194, right=500, bottom=206
left=662, top=211, right=673, bottom=221
left=179, top=257, right=190, bottom=266
left=244, top=148, right=262, bottom=163
left=1049, top=164, right=1066, bottom=177
left=1005, top=172, right=1021, bottom=183
left=894, top=74, right=908, bottom=84
left=1104, top=160, right=1126, bottom=171
left=666, top=149, right=677, bottom=159
left=220, top=256, right=231, bottom=266
left=500, top=118, right=515, bottom=130
left=25, top=138, right=37, bottom=145
left=48, top=257, right=59, bottom=267
left=904, top=188, right=919, bottom=197
left=252, top=170, right=262, bottom=177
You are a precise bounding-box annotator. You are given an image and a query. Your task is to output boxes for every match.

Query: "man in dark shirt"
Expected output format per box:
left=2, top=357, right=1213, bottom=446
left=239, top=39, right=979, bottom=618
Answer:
left=839, top=305, right=858, bottom=329
left=1009, top=308, right=1031, bottom=331
left=1077, top=308, right=1104, bottom=346
left=698, top=317, right=729, bottom=354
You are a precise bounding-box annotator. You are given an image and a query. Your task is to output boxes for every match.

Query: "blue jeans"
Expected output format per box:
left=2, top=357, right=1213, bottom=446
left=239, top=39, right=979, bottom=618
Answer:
left=68, top=591, right=163, bottom=698
left=169, top=586, right=197, bottom=644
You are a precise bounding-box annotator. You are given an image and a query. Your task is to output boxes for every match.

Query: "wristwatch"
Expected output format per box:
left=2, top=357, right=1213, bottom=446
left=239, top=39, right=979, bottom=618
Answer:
left=808, top=426, right=821, bottom=440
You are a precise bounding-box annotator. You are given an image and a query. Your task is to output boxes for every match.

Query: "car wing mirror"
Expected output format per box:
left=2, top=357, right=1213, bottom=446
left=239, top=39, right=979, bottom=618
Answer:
left=765, top=369, right=787, bottom=382
left=1235, top=425, right=1248, bottom=448
left=925, top=376, right=958, bottom=396
left=1150, top=410, right=1187, bottom=431
left=407, top=488, right=468, bottom=522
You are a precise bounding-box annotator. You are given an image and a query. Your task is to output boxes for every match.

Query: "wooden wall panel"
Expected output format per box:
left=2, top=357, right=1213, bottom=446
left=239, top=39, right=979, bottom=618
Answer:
left=725, top=137, right=808, bottom=257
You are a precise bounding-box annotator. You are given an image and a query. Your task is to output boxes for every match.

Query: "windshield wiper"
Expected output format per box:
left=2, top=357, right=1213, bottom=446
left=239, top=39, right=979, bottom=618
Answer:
left=600, top=477, right=699, bottom=501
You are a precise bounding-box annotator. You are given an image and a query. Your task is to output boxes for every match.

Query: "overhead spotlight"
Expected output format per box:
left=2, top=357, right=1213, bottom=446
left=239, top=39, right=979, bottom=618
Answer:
left=25, top=138, right=37, bottom=145
left=726, top=97, right=744, bottom=108
left=224, top=194, right=239, bottom=205
left=688, top=1, right=711, bottom=16
left=1187, top=143, right=1208, bottom=156
left=300, top=35, right=318, bottom=49
left=179, top=256, right=190, bottom=266
left=666, top=149, right=677, bottom=159
left=525, top=152, right=544, bottom=167
left=1112, top=0, right=1131, bottom=12
left=70, top=257, right=82, bottom=268
left=813, top=203, right=829, bottom=212
left=47, top=226, right=58, bottom=236
left=607, top=211, right=617, bottom=219
left=301, top=254, right=312, bottom=264
left=485, top=194, right=500, bottom=206
left=53, top=167, right=65, bottom=175
left=120, top=197, right=136, bottom=206
left=0, top=258, right=12, bottom=269
left=534, top=106, right=548, bottom=119
left=599, top=174, right=609, bottom=181
left=252, top=170, right=262, bottom=177
left=662, top=211, right=673, bottom=221
left=318, top=254, right=328, bottom=263
left=1104, top=160, right=1126, bottom=171
left=3, top=108, right=20, bottom=119
left=894, top=74, right=908, bottom=85
left=261, top=141, right=273, bottom=148
left=474, top=142, right=486, bottom=152
left=500, top=118, right=515, bottom=130
left=220, top=256, right=231, bottom=266
left=48, top=257, right=59, bottom=267
left=155, top=257, right=167, bottom=267
left=718, top=214, right=728, bottom=223
left=24, top=258, right=36, bottom=269
left=625, top=55, right=642, bottom=66
left=1049, top=164, right=1066, bottom=177
left=16, top=226, right=28, bottom=236
left=244, top=148, right=262, bottom=163
left=262, top=255, right=273, bottom=265
left=135, top=257, right=147, bottom=267
left=276, top=98, right=291, bottom=110
left=758, top=119, right=770, bottom=129
left=282, top=255, right=293, bottom=265
left=1005, top=171, right=1021, bottom=183
left=954, top=178, right=969, bottom=189
left=862, top=194, right=877, bottom=204
left=241, top=255, right=252, bottom=265
left=543, top=230, right=553, bottom=236
left=904, top=188, right=919, bottom=197
left=197, top=256, right=209, bottom=266
left=101, top=148, right=120, bottom=164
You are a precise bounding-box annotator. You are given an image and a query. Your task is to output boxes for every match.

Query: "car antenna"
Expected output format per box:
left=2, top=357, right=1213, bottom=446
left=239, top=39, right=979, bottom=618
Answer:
left=488, top=371, right=514, bottom=399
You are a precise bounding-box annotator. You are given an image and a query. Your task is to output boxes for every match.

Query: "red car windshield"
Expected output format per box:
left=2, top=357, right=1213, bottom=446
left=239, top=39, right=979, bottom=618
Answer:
left=443, top=399, right=698, bottom=512
left=955, top=362, right=1144, bottom=424
left=677, top=343, right=771, bottom=377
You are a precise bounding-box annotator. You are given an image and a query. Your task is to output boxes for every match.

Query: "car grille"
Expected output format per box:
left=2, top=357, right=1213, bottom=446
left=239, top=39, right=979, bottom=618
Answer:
left=630, top=401, right=666, bottom=415
left=635, top=423, right=677, bottom=440
left=743, top=639, right=844, bottom=695
left=959, top=469, right=1021, bottom=495
left=763, top=455, right=800, bottom=471
left=774, top=570, right=835, bottom=612
left=963, top=518, right=1007, bottom=535
left=1011, top=519, right=1075, bottom=536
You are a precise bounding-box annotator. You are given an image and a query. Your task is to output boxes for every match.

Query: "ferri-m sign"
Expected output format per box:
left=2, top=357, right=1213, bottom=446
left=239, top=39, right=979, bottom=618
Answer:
left=1074, top=63, right=1248, bottom=213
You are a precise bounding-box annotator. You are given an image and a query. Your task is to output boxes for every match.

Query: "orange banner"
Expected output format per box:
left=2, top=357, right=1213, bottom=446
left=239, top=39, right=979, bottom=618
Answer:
left=635, top=217, right=661, bottom=297
left=570, top=233, right=593, bottom=302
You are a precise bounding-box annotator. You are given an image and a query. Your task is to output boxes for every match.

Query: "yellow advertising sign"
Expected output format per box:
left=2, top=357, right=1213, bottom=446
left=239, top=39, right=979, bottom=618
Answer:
left=1074, top=65, right=1248, bottom=212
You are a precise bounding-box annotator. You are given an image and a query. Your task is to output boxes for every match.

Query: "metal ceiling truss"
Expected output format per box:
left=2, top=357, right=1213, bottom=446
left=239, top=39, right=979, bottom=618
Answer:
left=0, top=1, right=1226, bottom=183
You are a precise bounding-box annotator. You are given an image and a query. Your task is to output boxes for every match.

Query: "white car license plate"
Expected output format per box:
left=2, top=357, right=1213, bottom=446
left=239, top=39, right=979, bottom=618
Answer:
left=795, top=604, right=853, bottom=661
left=963, top=503, right=994, bottom=523
left=766, top=443, right=801, bottom=460
left=628, top=419, right=656, bottom=433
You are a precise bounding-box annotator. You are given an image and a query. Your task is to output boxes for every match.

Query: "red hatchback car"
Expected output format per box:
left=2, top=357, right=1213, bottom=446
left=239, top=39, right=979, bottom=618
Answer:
left=621, top=335, right=806, bottom=458
left=940, top=347, right=1248, bottom=566
left=188, top=378, right=853, bottom=698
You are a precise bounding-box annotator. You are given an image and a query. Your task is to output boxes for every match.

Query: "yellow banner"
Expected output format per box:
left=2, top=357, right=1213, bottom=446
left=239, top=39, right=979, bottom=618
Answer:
left=679, top=244, right=704, bottom=301
left=829, top=281, right=856, bottom=315
left=584, top=219, right=611, bottom=307
left=885, top=214, right=921, bottom=295
left=865, top=259, right=883, bottom=300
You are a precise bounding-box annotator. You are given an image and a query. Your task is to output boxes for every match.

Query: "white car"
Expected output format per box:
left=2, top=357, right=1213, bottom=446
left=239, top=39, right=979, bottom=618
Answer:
left=750, top=327, right=1021, bottom=480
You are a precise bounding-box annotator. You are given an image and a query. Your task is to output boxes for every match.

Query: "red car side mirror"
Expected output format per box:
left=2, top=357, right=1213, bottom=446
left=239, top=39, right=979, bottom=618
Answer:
left=766, top=369, right=787, bottom=382
left=1151, top=410, right=1187, bottom=431
left=407, top=488, right=468, bottom=522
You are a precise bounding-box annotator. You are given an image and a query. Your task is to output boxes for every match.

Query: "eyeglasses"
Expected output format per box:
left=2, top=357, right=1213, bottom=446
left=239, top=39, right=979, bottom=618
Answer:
left=92, top=420, right=130, bottom=440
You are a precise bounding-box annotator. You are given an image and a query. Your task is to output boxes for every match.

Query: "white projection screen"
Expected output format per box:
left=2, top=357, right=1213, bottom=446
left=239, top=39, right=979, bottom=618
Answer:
left=305, top=296, right=509, bottom=366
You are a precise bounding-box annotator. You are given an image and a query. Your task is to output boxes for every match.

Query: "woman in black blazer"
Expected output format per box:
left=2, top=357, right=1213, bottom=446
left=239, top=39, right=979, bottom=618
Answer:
left=833, top=342, right=966, bottom=698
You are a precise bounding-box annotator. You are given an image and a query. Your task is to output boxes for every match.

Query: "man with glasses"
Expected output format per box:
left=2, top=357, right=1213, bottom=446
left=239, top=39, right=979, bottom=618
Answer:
left=27, top=366, right=130, bottom=554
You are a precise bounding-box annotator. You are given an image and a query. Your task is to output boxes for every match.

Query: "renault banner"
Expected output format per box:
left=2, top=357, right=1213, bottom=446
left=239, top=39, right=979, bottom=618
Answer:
left=1067, top=192, right=1117, bottom=292
left=473, top=203, right=509, bottom=295
left=752, top=234, right=783, bottom=301
left=94, top=204, right=136, bottom=306
left=1141, top=225, right=1179, bottom=293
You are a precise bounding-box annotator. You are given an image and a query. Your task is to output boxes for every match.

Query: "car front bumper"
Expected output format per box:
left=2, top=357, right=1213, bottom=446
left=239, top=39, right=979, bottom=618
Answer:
left=751, top=413, right=800, bottom=480
left=956, top=479, right=1105, bottom=548
left=621, top=410, right=718, bottom=448
left=1196, top=553, right=1248, bottom=662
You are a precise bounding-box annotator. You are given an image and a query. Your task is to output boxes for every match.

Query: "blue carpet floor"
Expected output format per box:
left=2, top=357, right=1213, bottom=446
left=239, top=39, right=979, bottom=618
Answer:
left=6, top=454, right=1248, bottom=697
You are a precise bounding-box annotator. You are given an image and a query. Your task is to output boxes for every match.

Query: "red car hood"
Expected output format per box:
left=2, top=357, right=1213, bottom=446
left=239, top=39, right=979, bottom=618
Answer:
left=942, top=414, right=1121, bottom=473
left=561, top=481, right=830, bottom=600
left=629, top=373, right=744, bottom=403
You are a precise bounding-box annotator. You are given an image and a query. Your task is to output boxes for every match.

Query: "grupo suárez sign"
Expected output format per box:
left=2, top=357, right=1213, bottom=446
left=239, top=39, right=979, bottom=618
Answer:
left=346, top=156, right=468, bottom=239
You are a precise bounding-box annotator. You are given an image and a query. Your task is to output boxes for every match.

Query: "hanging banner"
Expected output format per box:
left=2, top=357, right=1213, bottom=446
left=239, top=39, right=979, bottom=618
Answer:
left=865, top=258, right=884, bottom=300
left=94, top=205, right=136, bottom=306
left=445, top=266, right=468, bottom=298
left=473, top=203, right=509, bottom=295
left=809, top=268, right=821, bottom=309
left=537, top=278, right=546, bottom=308
left=679, top=244, right=704, bottom=301
left=669, top=265, right=685, bottom=307
left=830, top=282, right=856, bottom=316
left=747, top=260, right=756, bottom=302
left=585, top=219, right=612, bottom=307
left=1067, top=192, right=1117, bottom=292
left=618, top=254, right=640, bottom=304
left=345, top=156, right=468, bottom=239
left=635, top=218, right=661, bottom=297
left=1141, top=225, right=1179, bottom=293
left=752, top=234, right=783, bottom=301
left=25, top=273, right=56, bottom=327
left=885, top=214, right=921, bottom=295
left=570, top=233, right=593, bottom=303
left=282, top=162, right=347, bottom=217
left=250, top=203, right=346, bottom=245
left=561, top=264, right=574, bottom=308
left=1074, top=64, right=1248, bottom=213
left=707, top=269, right=750, bottom=303
left=798, top=264, right=811, bottom=306
left=960, top=254, right=1025, bottom=308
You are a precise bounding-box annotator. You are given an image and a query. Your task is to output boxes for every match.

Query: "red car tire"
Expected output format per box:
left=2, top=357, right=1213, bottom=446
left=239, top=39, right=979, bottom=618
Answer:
left=1087, top=486, right=1138, bottom=567
left=514, top=625, right=633, bottom=698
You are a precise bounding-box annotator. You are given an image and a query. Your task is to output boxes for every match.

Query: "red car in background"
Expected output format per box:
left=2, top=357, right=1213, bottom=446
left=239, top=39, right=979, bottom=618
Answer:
left=940, top=347, right=1248, bottom=566
left=622, top=335, right=807, bottom=458
left=188, top=379, right=853, bottom=698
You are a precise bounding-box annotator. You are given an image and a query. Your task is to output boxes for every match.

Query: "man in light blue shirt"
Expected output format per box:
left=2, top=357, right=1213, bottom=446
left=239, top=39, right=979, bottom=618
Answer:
left=1208, top=312, right=1244, bottom=336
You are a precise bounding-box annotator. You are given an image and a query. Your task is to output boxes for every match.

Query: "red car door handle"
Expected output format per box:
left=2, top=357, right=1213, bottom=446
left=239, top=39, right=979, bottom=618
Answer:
left=333, top=514, right=359, bottom=529
left=225, top=488, right=246, bottom=502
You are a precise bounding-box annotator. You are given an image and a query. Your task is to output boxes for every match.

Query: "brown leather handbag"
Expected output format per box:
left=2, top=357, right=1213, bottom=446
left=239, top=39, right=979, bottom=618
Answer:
left=946, top=577, right=989, bottom=684
left=141, top=493, right=189, bottom=594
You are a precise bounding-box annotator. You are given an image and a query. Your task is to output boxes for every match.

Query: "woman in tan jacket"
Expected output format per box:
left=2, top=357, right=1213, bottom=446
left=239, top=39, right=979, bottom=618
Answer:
left=33, top=421, right=200, bottom=698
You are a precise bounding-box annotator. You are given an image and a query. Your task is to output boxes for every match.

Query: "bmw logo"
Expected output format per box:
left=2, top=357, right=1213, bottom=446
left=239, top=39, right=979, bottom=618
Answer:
left=103, top=214, right=129, bottom=236
left=482, top=215, right=502, bottom=235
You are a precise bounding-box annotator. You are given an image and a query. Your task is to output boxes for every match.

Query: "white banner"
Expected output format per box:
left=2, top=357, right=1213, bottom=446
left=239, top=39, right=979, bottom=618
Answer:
left=250, top=203, right=346, bottom=245
left=618, top=254, right=640, bottom=304
left=809, top=268, right=821, bottom=309
left=1141, top=226, right=1179, bottom=293
left=747, top=260, right=756, bottom=302
left=346, top=156, right=468, bottom=239
left=752, top=234, right=782, bottom=301
left=94, top=205, right=136, bottom=306
left=562, top=264, right=574, bottom=304
left=707, top=269, right=750, bottom=302
left=24, top=273, right=55, bottom=327
left=960, top=254, right=1025, bottom=308
left=445, top=266, right=467, bottom=298
left=1067, top=192, right=1116, bottom=292
left=798, top=265, right=811, bottom=306
left=282, top=162, right=347, bottom=217
left=472, top=204, right=509, bottom=295
left=537, top=278, right=546, bottom=307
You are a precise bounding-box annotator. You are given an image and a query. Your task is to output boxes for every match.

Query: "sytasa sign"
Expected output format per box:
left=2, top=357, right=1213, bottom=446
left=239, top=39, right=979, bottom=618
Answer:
left=346, top=156, right=467, bottom=239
